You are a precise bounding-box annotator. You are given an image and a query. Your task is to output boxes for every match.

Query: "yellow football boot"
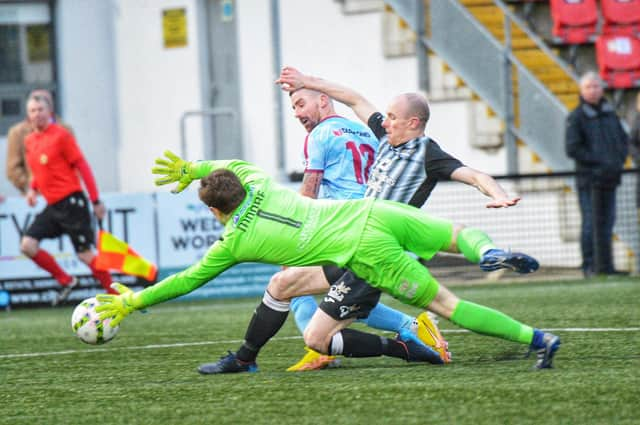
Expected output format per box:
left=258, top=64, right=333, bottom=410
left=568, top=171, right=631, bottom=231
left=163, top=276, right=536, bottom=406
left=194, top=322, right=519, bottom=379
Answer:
left=286, top=346, right=340, bottom=371
left=414, top=312, right=451, bottom=363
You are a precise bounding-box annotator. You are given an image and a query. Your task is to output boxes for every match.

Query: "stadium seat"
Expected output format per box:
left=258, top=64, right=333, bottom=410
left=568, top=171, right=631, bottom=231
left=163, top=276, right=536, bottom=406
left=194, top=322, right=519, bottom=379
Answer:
left=595, top=34, right=640, bottom=88
left=601, top=0, right=640, bottom=36
left=550, top=0, right=599, bottom=44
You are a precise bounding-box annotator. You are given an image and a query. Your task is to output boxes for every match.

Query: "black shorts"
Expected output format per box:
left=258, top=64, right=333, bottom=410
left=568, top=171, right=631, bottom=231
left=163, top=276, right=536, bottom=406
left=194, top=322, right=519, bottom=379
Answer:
left=25, top=191, right=95, bottom=253
left=318, top=265, right=381, bottom=321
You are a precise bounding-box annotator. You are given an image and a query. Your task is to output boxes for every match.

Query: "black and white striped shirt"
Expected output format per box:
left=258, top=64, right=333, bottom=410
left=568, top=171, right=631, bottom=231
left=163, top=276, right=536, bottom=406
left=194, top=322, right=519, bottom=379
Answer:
left=364, top=112, right=464, bottom=207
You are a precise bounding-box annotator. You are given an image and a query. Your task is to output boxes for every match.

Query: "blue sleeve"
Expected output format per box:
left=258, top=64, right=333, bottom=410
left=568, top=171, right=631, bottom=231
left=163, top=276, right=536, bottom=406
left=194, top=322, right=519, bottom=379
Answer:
left=305, top=127, right=329, bottom=171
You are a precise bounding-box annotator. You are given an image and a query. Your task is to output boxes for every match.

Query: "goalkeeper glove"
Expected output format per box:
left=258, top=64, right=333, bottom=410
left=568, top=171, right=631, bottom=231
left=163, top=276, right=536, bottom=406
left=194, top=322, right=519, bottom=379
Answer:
left=96, top=283, right=144, bottom=327
left=152, top=150, right=196, bottom=193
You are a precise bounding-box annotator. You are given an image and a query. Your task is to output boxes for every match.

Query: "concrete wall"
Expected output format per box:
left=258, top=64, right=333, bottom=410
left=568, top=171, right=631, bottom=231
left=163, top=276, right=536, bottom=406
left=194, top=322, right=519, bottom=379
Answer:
left=1, top=0, right=512, bottom=197
left=112, top=0, right=207, bottom=192
left=56, top=0, right=120, bottom=192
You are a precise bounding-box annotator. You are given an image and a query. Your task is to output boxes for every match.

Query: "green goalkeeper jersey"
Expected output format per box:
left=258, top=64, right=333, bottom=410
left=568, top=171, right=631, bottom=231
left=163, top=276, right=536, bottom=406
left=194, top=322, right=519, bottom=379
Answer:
left=139, top=160, right=375, bottom=307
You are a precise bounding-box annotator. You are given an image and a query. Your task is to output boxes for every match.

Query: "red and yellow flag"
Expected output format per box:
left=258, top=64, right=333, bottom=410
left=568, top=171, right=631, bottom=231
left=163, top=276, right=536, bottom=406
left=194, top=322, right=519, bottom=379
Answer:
left=95, top=230, right=157, bottom=281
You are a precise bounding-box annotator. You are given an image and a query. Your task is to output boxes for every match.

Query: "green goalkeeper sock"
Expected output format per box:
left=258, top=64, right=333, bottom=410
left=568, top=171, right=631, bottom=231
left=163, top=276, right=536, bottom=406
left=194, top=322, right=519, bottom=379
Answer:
left=456, top=228, right=496, bottom=263
left=450, top=300, right=533, bottom=345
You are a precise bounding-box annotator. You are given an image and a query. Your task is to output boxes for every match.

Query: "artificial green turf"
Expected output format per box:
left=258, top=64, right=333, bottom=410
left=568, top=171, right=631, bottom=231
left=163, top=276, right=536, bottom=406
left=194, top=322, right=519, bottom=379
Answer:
left=1, top=278, right=638, bottom=424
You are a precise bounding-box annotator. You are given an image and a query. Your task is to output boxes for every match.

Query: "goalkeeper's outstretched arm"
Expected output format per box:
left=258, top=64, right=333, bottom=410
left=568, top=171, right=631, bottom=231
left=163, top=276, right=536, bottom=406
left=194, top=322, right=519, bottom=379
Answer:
left=97, top=242, right=236, bottom=327
left=152, top=150, right=268, bottom=193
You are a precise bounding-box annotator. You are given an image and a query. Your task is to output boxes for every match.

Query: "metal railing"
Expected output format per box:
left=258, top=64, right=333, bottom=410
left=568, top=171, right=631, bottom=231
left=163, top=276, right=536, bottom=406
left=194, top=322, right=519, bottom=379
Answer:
left=179, top=107, right=238, bottom=159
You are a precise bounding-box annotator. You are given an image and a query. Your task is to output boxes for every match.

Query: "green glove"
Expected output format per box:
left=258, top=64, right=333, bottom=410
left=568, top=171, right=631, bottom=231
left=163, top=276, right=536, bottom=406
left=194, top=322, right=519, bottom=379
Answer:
left=152, top=150, right=196, bottom=193
left=96, top=283, right=143, bottom=328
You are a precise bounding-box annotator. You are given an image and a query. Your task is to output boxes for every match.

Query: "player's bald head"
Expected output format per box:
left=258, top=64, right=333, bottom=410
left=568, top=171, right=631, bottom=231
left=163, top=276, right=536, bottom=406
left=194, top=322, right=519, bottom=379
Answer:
left=397, top=93, right=430, bottom=129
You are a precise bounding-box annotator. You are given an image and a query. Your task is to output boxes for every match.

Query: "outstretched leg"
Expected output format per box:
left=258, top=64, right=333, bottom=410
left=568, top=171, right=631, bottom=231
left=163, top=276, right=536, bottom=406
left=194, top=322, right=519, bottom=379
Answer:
left=348, top=201, right=560, bottom=369
left=430, top=286, right=560, bottom=370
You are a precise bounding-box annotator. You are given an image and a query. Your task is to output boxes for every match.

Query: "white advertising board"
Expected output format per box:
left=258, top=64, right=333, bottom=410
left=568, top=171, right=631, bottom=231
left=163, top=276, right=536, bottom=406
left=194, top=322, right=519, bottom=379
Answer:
left=0, top=191, right=275, bottom=307
left=155, top=190, right=225, bottom=267
left=0, top=193, right=156, bottom=279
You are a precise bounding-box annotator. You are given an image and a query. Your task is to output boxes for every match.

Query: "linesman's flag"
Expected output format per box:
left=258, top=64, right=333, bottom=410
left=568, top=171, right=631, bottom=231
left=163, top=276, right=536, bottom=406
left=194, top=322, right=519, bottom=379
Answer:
left=95, top=230, right=157, bottom=281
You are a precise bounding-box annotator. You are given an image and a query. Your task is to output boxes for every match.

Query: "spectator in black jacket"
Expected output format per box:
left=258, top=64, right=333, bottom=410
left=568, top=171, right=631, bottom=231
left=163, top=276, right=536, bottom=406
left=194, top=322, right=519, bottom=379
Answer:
left=565, top=71, right=628, bottom=277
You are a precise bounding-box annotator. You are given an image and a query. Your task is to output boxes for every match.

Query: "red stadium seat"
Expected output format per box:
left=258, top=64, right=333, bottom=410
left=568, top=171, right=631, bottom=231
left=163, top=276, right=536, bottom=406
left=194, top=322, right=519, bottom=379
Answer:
left=595, top=34, right=640, bottom=88
left=550, top=0, right=599, bottom=44
left=601, top=0, right=640, bottom=36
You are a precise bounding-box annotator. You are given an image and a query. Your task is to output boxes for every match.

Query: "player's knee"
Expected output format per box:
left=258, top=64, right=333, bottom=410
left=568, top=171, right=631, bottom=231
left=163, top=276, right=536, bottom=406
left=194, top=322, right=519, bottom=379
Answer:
left=20, top=237, right=38, bottom=257
left=303, top=327, right=330, bottom=354
left=76, top=250, right=95, bottom=266
left=449, top=224, right=466, bottom=253
left=268, top=270, right=300, bottom=300
left=267, top=271, right=289, bottom=300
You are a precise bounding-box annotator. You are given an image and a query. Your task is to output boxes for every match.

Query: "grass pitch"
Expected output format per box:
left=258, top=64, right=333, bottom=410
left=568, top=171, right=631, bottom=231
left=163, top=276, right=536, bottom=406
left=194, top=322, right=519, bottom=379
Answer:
left=1, top=277, right=639, bottom=425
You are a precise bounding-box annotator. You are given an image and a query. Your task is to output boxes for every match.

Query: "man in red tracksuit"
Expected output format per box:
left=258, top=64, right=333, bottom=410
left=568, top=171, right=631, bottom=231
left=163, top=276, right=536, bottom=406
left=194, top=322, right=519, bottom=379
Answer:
left=21, top=93, right=116, bottom=306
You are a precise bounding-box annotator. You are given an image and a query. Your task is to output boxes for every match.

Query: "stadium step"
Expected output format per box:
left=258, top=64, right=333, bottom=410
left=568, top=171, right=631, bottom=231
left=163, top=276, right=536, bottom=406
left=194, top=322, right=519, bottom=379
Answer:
left=445, top=0, right=579, bottom=172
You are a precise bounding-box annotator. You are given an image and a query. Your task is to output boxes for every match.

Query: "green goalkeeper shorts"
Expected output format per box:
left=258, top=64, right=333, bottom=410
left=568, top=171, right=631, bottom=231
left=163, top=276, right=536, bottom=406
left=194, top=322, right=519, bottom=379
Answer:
left=347, top=200, right=453, bottom=308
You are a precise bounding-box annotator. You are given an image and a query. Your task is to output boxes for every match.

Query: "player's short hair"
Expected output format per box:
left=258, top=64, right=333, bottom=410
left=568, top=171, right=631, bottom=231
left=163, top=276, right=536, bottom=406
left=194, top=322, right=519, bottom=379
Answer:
left=289, top=87, right=318, bottom=97
left=30, top=89, right=54, bottom=109
left=198, top=169, right=246, bottom=214
left=289, top=87, right=333, bottom=106
left=402, top=93, right=430, bottom=128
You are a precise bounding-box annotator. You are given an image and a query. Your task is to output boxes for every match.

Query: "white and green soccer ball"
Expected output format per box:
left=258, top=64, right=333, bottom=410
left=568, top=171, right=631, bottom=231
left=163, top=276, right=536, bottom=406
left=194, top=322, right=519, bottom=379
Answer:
left=71, top=297, right=119, bottom=345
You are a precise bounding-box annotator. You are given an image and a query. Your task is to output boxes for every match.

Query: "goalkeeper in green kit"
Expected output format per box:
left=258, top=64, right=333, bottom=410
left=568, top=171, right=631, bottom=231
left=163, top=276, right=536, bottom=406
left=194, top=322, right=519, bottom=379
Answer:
left=97, top=151, right=560, bottom=370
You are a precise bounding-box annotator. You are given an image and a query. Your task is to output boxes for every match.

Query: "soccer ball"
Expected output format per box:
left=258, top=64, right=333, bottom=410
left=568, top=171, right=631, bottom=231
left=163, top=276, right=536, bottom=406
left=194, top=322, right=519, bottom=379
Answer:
left=71, top=297, right=119, bottom=345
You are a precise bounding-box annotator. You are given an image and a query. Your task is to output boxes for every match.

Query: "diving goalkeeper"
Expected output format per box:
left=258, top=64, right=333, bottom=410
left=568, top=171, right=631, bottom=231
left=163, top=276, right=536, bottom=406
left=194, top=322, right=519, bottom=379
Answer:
left=96, top=153, right=561, bottom=370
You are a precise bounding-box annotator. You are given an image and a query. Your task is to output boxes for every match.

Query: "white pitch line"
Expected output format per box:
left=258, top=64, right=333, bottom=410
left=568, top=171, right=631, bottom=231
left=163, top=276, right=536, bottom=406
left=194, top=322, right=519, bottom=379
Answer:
left=0, top=336, right=298, bottom=359
left=442, top=327, right=640, bottom=333
left=1, top=328, right=638, bottom=360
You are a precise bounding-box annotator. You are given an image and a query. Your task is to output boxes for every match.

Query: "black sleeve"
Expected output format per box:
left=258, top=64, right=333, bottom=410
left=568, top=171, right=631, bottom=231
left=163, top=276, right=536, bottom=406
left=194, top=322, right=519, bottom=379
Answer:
left=565, top=110, right=599, bottom=165
left=367, top=112, right=386, bottom=140
left=424, top=139, right=464, bottom=179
